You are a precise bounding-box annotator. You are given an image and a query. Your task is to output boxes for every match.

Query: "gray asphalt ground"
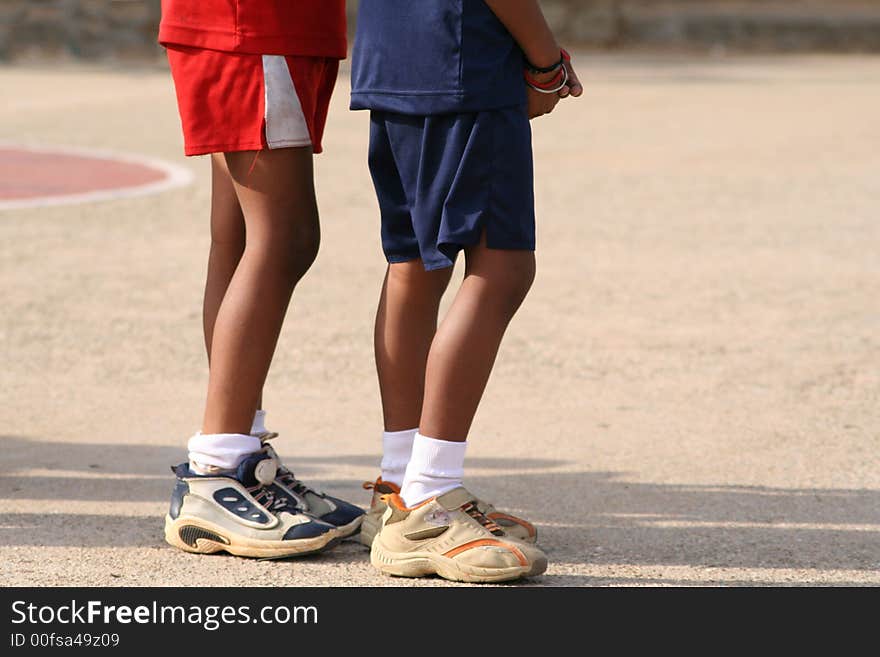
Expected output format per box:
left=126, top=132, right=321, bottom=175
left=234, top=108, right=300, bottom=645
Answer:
left=1, top=54, right=878, bottom=586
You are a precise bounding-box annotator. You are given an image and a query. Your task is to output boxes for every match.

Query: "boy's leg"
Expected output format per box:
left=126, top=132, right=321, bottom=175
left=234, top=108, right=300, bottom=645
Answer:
left=166, top=149, right=341, bottom=560
left=202, top=147, right=320, bottom=435
left=192, top=146, right=364, bottom=539
left=419, top=235, right=535, bottom=442
left=359, top=261, right=451, bottom=545
left=372, top=244, right=544, bottom=578
left=369, top=237, right=545, bottom=577
left=203, top=154, right=264, bottom=415
left=203, top=153, right=245, bottom=364
left=374, top=261, right=453, bottom=432
left=397, top=234, right=533, bottom=507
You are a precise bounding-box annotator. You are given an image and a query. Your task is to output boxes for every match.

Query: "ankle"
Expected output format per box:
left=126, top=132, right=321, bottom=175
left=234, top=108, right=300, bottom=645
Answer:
left=380, top=427, right=417, bottom=487
left=187, top=432, right=262, bottom=473
left=400, top=433, right=467, bottom=507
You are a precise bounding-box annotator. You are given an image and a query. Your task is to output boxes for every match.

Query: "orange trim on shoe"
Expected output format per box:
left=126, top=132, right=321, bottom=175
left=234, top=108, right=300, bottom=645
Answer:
left=487, top=512, right=537, bottom=538
left=382, top=492, right=434, bottom=511
left=362, top=477, right=401, bottom=493
left=442, top=539, right=529, bottom=567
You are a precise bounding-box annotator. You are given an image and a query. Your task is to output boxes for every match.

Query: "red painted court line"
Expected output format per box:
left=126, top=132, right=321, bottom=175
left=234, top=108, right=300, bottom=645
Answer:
left=0, top=148, right=168, bottom=200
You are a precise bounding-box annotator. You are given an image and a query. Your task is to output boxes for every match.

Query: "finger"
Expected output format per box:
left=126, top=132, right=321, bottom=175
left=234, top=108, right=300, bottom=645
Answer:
left=558, top=86, right=570, bottom=98
left=564, top=63, right=584, bottom=98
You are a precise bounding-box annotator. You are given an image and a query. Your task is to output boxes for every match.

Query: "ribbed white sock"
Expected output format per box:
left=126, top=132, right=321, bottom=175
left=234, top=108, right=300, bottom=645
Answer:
left=187, top=432, right=262, bottom=474
left=380, top=428, right=417, bottom=486
left=400, top=433, right=467, bottom=507
left=250, top=410, right=268, bottom=435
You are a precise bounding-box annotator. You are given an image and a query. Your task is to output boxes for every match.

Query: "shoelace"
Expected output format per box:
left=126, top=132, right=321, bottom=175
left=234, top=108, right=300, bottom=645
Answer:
left=461, top=501, right=504, bottom=536
left=248, top=484, right=290, bottom=513
left=257, top=431, right=320, bottom=497
left=257, top=438, right=318, bottom=499
left=277, top=469, right=314, bottom=497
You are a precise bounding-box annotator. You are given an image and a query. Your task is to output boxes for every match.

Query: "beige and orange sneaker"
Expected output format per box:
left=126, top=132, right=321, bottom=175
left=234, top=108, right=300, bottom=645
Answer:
left=359, top=477, right=537, bottom=546
left=359, top=478, right=401, bottom=547
left=370, top=488, right=547, bottom=583
left=475, top=498, right=537, bottom=544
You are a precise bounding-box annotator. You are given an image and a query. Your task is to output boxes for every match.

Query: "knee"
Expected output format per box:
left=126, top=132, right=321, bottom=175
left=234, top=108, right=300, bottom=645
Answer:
left=388, top=261, right=453, bottom=303
left=489, top=257, right=536, bottom=317
left=257, top=221, right=320, bottom=286
left=210, top=230, right=246, bottom=256
left=283, top=223, right=321, bottom=283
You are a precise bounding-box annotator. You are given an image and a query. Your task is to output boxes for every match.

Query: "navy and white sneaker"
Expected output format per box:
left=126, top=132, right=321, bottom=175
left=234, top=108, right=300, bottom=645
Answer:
left=258, top=434, right=365, bottom=539
left=164, top=450, right=340, bottom=559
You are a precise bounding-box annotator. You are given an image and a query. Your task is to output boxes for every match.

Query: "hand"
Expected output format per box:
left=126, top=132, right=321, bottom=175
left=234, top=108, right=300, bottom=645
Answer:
left=558, top=58, right=583, bottom=99
left=526, top=69, right=561, bottom=120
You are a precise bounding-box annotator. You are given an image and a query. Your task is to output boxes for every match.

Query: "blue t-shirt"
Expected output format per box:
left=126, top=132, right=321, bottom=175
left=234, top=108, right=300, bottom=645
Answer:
left=350, top=0, right=526, bottom=115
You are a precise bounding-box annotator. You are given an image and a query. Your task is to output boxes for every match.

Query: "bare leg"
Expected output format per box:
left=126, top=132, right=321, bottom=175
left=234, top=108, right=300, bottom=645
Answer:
left=375, top=261, right=453, bottom=431
left=203, top=154, right=264, bottom=411
left=202, top=148, right=320, bottom=435
left=419, top=235, right=536, bottom=441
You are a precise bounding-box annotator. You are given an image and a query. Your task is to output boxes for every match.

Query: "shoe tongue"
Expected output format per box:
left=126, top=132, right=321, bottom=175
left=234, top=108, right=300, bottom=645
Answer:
left=236, top=452, right=277, bottom=486
left=436, top=487, right=474, bottom=510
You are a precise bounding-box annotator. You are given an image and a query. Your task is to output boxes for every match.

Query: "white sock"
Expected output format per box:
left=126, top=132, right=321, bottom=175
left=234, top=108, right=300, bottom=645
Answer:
left=380, top=428, right=417, bottom=486
left=400, top=433, right=467, bottom=507
left=187, top=432, right=262, bottom=474
left=250, top=410, right=268, bottom=435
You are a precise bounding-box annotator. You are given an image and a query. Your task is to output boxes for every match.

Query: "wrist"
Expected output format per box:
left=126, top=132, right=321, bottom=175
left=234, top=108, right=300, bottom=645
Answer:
left=523, top=48, right=571, bottom=94
left=524, top=47, right=570, bottom=76
left=530, top=68, right=559, bottom=84
left=524, top=61, right=569, bottom=94
left=525, top=44, right=562, bottom=72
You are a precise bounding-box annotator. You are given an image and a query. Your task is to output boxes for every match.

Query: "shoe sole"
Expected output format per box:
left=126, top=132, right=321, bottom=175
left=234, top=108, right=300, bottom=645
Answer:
left=371, top=540, right=547, bottom=583
left=256, top=535, right=343, bottom=561
left=164, top=515, right=339, bottom=559
left=333, top=515, right=365, bottom=541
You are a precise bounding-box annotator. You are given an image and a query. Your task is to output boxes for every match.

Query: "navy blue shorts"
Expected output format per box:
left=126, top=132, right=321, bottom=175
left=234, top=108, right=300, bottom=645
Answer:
left=368, top=106, right=536, bottom=271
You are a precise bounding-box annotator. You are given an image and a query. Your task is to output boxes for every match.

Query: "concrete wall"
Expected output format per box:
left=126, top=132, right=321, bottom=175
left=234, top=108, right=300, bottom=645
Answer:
left=1, top=1, right=878, bottom=60
left=0, top=0, right=162, bottom=59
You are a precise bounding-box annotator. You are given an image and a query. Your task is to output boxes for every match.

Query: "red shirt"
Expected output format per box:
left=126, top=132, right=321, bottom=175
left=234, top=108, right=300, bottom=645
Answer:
left=158, top=0, right=347, bottom=59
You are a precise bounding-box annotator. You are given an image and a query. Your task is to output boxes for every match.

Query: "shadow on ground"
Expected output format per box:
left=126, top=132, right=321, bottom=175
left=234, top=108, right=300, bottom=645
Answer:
left=2, top=435, right=878, bottom=585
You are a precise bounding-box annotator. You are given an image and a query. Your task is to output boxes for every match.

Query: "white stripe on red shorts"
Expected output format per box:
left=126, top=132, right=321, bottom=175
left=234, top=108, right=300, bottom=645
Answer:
left=262, top=55, right=312, bottom=150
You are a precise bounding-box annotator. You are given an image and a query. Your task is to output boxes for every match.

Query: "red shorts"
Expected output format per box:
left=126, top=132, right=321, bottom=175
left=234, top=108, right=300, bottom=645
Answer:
left=166, top=45, right=339, bottom=156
